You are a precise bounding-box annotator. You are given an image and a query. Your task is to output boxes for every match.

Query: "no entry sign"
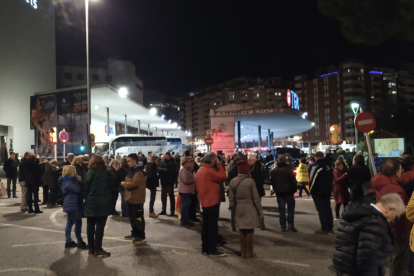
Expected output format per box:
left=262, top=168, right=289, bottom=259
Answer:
left=355, top=112, right=376, bottom=133
left=205, top=138, right=214, bottom=146
left=59, top=130, right=69, bottom=143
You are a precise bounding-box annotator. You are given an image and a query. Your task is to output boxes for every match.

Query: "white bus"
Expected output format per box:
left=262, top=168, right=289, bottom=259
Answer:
left=93, top=135, right=169, bottom=157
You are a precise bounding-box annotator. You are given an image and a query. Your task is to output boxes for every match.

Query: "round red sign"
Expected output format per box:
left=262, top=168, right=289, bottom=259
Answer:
left=59, top=130, right=69, bottom=144
left=354, top=112, right=376, bottom=133
left=205, top=138, right=214, bottom=146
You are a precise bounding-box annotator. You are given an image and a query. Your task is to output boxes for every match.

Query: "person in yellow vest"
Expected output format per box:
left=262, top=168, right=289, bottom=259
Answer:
left=296, top=158, right=310, bottom=198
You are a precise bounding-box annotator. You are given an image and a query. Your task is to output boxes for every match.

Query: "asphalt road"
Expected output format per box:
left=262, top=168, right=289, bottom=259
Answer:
left=0, top=178, right=344, bottom=276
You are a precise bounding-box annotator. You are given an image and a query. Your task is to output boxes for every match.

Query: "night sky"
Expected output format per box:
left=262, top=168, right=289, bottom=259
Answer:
left=56, top=0, right=414, bottom=96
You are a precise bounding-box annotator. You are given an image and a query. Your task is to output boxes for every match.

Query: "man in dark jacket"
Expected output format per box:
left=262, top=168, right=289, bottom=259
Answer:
left=24, top=154, right=43, bottom=214
left=345, top=149, right=353, bottom=167
left=270, top=155, right=297, bottom=232
left=309, top=151, right=334, bottom=235
left=158, top=152, right=177, bottom=216
left=347, top=154, right=371, bottom=203
left=333, top=194, right=405, bottom=276
left=3, top=152, right=19, bottom=198
left=18, top=152, right=30, bottom=212
left=265, top=151, right=274, bottom=163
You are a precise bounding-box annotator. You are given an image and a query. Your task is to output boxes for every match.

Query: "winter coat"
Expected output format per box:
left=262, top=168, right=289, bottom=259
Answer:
left=145, top=163, right=159, bottom=189
left=309, top=158, right=333, bottom=197
left=297, top=163, right=309, bottom=183
left=229, top=174, right=263, bottom=230
left=178, top=166, right=195, bottom=194
left=4, top=158, right=18, bottom=178
left=61, top=160, right=71, bottom=167
left=265, top=154, right=274, bottom=163
left=24, top=159, right=42, bottom=188
left=195, top=162, right=226, bottom=208
left=345, top=153, right=353, bottom=167
left=123, top=164, right=146, bottom=205
left=74, top=164, right=86, bottom=183
left=270, top=162, right=297, bottom=196
left=250, top=169, right=265, bottom=197
left=158, top=159, right=177, bottom=186
left=405, top=191, right=414, bottom=252
left=43, top=163, right=62, bottom=190
left=333, top=170, right=350, bottom=204
left=227, top=165, right=238, bottom=183
left=371, top=173, right=412, bottom=232
left=18, top=158, right=27, bottom=182
left=107, top=167, right=118, bottom=191
left=117, top=167, right=128, bottom=192
left=60, top=175, right=82, bottom=213
left=333, top=203, right=394, bottom=276
left=347, top=163, right=371, bottom=193
left=83, top=166, right=116, bottom=217
left=374, top=157, right=382, bottom=173
left=399, top=170, right=414, bottom=186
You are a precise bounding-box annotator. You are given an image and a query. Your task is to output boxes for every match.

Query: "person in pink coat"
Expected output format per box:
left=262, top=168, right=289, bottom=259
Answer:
left=333, top=160, right=350, bottom=220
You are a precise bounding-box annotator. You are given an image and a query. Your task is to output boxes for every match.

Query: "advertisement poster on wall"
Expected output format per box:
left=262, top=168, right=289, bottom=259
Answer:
left=30, top=95, right=58, bottom=156
left=210, top=116, right=236, bottom=156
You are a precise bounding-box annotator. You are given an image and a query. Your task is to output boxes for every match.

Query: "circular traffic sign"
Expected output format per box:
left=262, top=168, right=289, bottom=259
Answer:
left=206, top=129, right=213, bottom=137
left=205, top=138, right=214, bottom=146
left=59, top=130, right=69, bottom=144
left=354, top=112, right=376, bottom=133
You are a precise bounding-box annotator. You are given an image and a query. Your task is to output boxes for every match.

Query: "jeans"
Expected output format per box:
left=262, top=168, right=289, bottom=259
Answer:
left=119, top=189, right=129, bottom=217
left=7, top=177, right=17, bottom=197
left=201, top=203, right=220, bottom=254
left=276, top=195, right=295, bottom=227
left=20, top=181, right=28, bottom=210
left=180, top=193, right=197, bottom=224
left=390, top=230, right=411, bottom=276
left=298, top=182, right=310, bottom=197
left=350, top=190, right=364, bottom=203
left=161, top=185, right=175, bottom=214
left=42, top=185, right=49, bottom=203
left=148, top=186, right=157, bottom=213
left=65, top=211, right=83, bottom=243
left=87, top=217, right=108, bottom=251
left=26, top=186, right=40, bottom=212
left=127, top=203, right=145, bottom=239
left=112, top=192, right=119, bottom=213
left=312, top=194, right=334, bottom=231
left=48, top=189, right=58, bottom=205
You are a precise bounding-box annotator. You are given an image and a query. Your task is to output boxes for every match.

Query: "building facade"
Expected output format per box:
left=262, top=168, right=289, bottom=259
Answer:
left=0, top=0, right=56, bottom=161
left=294, top=60, right=414, bottom=148
left=179, top=77, right=292, bottom=141
left=57, top=59, right=144, bottom=104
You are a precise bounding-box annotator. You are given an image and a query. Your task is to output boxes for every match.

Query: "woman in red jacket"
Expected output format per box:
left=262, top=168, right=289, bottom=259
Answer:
left=333, top=160, right=350, bottom=220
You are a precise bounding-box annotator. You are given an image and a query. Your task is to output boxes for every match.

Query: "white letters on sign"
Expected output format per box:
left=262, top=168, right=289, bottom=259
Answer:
left=26, top=0, right=38, bottom=9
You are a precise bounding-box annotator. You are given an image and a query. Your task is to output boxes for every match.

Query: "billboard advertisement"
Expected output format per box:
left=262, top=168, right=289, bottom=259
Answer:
left=210, top=116, right=236, bottom=156
left=30, top=89, right=89, bottom=158
left=373, top=138, right=405, bottom=158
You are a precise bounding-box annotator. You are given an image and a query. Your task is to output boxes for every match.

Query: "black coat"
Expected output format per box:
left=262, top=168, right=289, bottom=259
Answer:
left=61, top=160, right=71, bottom=167
left=74, top=164, right=86, bottom=183
left=348, top=163, right=371, bottom=193
left=43, top=163, right=62, bottom=190
left=333, top=203, right=393, bottom=276
left=4, top=158, right=18, bottom=178
left=24, top=160, right=42, bottom=188
left=309, top=158, right=333, bottom=197
left=158, top=159, right=177, bottom=186
left=250, top=169, right=265, bottom=197
left=108, top=167, right=118, bottom=191
left=19, top=158, right=27, bottom=182
left=265, top=154, right=274, bottom=164
left=270, top=162, right=297, bottom=196
left=227, top=165, right=238, bottom=183
left=117, top=167, right=129, bottom=192
left=146, top=163, right=159, bottom=189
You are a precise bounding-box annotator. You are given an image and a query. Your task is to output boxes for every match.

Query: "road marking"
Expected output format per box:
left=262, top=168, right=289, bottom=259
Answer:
left=13, top=242, right=65, bottom=247
left=0, top=268, right=57, bottom=275
left=270, top=260, right=310, bottom=267
left=50, top=208, right=63, bottom=227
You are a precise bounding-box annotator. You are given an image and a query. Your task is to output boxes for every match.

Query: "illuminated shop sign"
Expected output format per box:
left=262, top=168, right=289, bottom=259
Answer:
left=25, top=0, right=38, bottom=9
left=286, top=89, right=299, bottom=111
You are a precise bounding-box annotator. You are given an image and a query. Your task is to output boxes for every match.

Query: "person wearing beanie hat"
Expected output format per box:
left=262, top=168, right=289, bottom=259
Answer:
left=270, top=155, right=298, bottom=232
left=229, top=160, right=263, bottom=259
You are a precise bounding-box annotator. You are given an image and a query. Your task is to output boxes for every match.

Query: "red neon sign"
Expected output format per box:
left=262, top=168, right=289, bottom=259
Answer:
left=286, top=89, right=292, bottom=107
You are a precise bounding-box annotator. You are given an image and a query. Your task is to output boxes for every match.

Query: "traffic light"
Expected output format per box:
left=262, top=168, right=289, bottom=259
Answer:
left=330, top=124, right=341, bottom=144
left=80, top=140, right=85, bottom=151
left=49, top=127, right=57, bottom=144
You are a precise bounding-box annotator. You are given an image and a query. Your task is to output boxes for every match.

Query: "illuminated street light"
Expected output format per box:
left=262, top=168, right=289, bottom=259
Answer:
left=94, top=105, right=98, bottom=110
left=118, top=87, right=128, bottom=98
left=302, top=112, right=308, bottom=119
left=311, top=122, right=315, bottom=126
left=161, top=115, right=165, bottom=119
left=172, top=122, right=177, bottom=127
left=168, top=120, right=171, bottom=124
left=149, top=108, right=157, bottom=115
left=350, top=102, right=360, bottom=147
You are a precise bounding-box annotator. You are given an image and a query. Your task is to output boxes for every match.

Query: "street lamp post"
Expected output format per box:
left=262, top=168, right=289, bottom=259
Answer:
left=86, top=0, right=91, bottom=157
left=351, top=102, right=360, bottom=149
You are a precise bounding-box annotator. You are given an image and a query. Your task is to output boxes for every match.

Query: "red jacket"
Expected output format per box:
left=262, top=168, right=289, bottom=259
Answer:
left=333, top=170, right=350, bottom=204
left=399, top=170, right=414, bottom=185
left=195, top=163, right=226, bottom=208
left=371, top=174, right=412, bottom=232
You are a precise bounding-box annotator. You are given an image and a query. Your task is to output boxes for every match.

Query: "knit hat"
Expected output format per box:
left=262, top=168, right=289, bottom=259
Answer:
left=237, top=160, right=250, bottom=174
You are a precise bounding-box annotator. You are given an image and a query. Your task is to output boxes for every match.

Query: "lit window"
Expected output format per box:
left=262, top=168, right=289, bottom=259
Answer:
left=392, top=91, right=397, bottom=94
left=279, top=93, right=281, bottom=96
left=347, top=69, right=350, bottom=72
left=245, top=94, right=248, bottom=97
left=360, top=69, right=364, bottom=73
left=214, top=103, right=216, bottom=105
left=371, top=96, right=374, bottom=99
left=275, top=92, right=277, bottom=96
left=257, top=93, right=259, bottom=97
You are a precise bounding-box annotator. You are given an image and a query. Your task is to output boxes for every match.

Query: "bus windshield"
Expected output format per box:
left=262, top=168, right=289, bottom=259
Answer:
left=93, top=142, right=109, bottom=155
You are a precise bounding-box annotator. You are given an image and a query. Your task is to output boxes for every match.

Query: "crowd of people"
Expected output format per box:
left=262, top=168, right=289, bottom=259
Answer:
left=3, top=147, right=414, bottom=274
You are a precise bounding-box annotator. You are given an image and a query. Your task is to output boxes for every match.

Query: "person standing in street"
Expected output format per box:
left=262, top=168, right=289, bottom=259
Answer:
left=178, top=157, right=197, bottom=227
left=265, top=150, right=274, bottom=164
left=296, top=158, right=310, bottom=198
left=117, top=158, right=129, bottom=217
left=270, top=155, right=298, bottom=232
left=195, top=153, right=227, bottom=257
left=122, top=153, right=147, bottom=245
left=158, top=152, right=177, bottom=216
left=18, top=152, right=30, bottom=212
left=229, top=160, right=263, bottom=259
left=24, top=154, right=43, bottom=214
left=248, top=155, right=265, bottom=230
left=333, top=194, right=405, bottom=275
left=39, top=157, right=50, bottom=204
left=46, top=159, right=62, bottom=208
left=332, top=160, right=350, bottom=220
left=374, top=153, right=383, bottom=173
left=62, top=153, right=74, bottom=166
left=145, top=155, right=159, bottom=218
left=84, top=155, right=116, bottom=258
left=371, top=159, right=412, bottom=276
left=3, top=152, right=19, bottom=198
left=108, top=159, right=120, bottom=216
left=309, top=151, right=334, bottom=235
left=347, top=154, right=371, bottom=203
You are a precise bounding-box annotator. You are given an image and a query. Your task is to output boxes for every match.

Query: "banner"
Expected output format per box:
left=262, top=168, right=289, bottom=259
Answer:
left=210, top=116, right=236, bottom=156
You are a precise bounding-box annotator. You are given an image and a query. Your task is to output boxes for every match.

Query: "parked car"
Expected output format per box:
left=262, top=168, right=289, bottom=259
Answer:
left=263, top=159, right=299, bottom=184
